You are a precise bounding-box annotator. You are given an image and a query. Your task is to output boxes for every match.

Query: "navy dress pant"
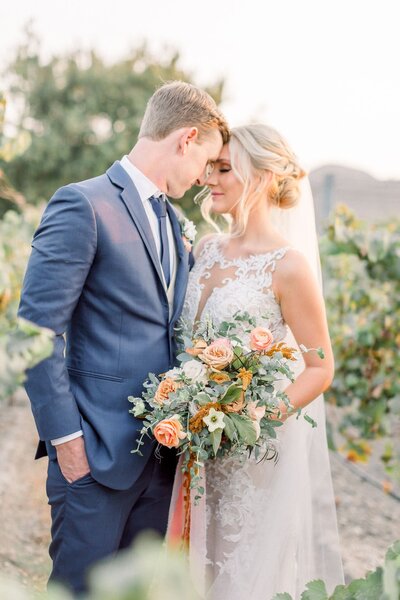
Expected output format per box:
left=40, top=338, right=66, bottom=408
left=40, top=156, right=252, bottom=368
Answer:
left=46, top=452, right=177, bottom=595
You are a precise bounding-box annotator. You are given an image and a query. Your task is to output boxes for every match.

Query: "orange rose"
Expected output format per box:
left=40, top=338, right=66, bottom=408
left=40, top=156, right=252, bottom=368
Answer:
left=225, top=390, right=245, bottom=413
left=209, top=371, right=231, bottom=384
left=249, top=327, right=274, bottom=352
left=199, top=338, right=234, bottom=371
left=154, top=377, right=180, bottom=404
left=186, top=339, right=208, bottom=357
left=154, top=416, right=187, bottom=448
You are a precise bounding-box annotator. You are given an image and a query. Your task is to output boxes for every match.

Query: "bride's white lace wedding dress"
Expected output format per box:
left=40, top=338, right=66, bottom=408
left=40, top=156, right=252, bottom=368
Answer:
left=177, top=235, right=344, bottom=600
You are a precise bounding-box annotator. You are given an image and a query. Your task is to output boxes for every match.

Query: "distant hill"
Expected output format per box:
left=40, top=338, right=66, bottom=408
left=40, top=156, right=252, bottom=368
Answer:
left=309, top=165, right=400, bottom=231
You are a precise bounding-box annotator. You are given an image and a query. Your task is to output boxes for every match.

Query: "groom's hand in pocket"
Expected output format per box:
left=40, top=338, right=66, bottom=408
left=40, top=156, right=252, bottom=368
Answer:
left=56, top=436, right=90, bottom=483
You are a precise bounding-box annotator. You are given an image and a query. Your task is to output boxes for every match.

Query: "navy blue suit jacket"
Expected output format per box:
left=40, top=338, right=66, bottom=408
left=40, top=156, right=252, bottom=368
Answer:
left=18, top=161, right=191, bottom=490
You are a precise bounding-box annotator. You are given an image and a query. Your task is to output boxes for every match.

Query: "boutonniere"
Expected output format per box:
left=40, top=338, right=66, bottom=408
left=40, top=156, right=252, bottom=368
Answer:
left=179, top=216, right=197, bottom=252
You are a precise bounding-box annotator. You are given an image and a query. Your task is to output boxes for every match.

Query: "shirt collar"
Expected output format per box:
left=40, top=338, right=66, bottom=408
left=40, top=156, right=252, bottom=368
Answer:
left=120, top=155, right=163, bottom=203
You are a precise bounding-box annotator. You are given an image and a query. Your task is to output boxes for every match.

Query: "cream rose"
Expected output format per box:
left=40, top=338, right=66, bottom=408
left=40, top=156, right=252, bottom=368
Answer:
left=249, top=327, right=274, bottom=352
left=182, top=359, right=208, bottom=384
left=154, top=415, right=187, bottom=448
left=199, top=338, right=234, bottom=371
left=164, top=367, right=182, bottom=380
left=182, top=218, right=197, bottom=241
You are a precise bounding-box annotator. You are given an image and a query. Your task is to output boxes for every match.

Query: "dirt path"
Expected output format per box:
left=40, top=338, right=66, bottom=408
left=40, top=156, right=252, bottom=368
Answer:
left=0, top=394, right=50, bottom=591
left=0, top=395, right=399, bottom=592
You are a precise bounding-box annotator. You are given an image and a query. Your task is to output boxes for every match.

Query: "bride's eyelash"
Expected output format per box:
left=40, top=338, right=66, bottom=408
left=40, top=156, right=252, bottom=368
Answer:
left=219, top=168, right=231, bottom=173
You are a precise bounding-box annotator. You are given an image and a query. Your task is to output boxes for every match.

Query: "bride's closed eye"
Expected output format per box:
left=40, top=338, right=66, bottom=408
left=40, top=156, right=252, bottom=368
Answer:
left=219, top=168, right=231, bottom=173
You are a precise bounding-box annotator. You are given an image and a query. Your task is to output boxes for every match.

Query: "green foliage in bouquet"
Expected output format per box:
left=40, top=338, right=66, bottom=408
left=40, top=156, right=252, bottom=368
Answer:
left=320, top=204, right=400, bottom=476
left=129, top=312, right=320, bottom=500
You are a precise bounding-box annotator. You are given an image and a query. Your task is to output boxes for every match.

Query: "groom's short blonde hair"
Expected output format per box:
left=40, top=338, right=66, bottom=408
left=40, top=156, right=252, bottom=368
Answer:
left=139, top=81, right=229, bottom=143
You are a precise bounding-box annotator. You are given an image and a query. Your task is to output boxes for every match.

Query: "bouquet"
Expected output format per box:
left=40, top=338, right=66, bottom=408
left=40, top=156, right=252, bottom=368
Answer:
left=129, top=312, right=322, bottom=503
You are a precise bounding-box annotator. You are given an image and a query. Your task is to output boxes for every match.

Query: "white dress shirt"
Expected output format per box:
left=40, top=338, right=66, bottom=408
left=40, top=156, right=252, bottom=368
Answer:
left=51, top=156, right=177, bottom=446
left=119, top=155, right=177, bottom=301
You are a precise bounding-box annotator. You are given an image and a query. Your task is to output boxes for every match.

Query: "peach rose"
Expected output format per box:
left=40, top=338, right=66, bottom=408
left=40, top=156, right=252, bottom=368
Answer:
left=247, top=401, right=266, bottom=422
left=182, top=236, right=193, bottom=252
left=199, top=338, right=234, bottom=371
left=246, top=402, right=266, bottom=440
left=154, top=415, right=187, bottom=448
left=154, top=377, right=180, bottom=404
left=249, top=327, right=274, bottom=352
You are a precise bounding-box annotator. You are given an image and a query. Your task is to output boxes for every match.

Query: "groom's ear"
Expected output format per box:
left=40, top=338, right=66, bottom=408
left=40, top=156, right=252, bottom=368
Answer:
left=179, top=127, right=199, bottom=155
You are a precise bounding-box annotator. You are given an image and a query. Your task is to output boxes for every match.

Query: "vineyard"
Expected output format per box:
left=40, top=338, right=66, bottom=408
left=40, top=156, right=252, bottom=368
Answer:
left=1, top=36, right=400, bottom=599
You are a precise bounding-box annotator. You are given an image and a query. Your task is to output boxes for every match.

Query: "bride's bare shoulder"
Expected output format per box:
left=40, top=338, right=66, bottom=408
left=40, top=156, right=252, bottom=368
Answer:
left=280, top=247, right=310, bottom=271
left=274, top=248, right=317, bottom=291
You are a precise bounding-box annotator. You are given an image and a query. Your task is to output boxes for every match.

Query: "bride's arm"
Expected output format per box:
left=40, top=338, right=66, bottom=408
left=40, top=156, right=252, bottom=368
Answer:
left=273, top=250, right=334, bottom=418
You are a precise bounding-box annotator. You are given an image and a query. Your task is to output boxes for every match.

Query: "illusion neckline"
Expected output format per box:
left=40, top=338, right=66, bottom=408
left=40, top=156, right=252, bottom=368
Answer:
left=209, top=236, right=291, bottom=266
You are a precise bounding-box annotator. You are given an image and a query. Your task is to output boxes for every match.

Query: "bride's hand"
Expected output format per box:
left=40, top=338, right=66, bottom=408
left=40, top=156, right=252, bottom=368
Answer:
left=270, top=400, right=293, bottom=422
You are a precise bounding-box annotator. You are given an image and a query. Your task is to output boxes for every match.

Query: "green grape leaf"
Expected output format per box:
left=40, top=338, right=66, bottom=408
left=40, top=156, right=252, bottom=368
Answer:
left=347, top=568, right=383, bottom=599
left=300, top=580, right=328, bottom=600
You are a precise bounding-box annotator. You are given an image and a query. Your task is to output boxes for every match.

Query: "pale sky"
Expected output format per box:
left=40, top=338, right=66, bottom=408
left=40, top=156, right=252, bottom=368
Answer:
left=1, top=0, right=399, bottom=180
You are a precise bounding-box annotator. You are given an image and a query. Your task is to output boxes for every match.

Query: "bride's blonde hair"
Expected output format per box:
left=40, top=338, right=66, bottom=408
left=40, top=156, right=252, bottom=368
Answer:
left=198, top=123, right=306, bottom=237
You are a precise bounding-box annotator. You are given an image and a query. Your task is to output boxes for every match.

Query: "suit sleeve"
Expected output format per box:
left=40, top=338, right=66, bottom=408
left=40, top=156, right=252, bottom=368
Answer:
left=18, top=185, right=97, bottom=440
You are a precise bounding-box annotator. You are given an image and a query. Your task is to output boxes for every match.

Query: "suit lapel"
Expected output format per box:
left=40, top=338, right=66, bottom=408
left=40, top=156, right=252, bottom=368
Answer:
left=166, top=202, right=190, bottom=324
left=106, top=162, right=166, bottom=292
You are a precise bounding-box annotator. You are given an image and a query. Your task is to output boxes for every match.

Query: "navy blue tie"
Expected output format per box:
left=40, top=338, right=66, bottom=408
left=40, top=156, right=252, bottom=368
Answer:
left=149, top=194, right=171, bottom=288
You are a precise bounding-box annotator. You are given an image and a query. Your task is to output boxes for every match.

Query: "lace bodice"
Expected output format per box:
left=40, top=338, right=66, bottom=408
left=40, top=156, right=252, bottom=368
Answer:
left=181, top=235, right=290, bottom=342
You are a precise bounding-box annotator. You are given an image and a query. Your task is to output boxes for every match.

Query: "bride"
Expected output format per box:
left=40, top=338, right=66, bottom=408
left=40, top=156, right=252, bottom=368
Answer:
left=171, top=124, right=344, bottom=599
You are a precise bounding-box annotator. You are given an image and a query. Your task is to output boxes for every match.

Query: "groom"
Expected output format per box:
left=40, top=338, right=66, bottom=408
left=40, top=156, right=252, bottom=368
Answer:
left=18, top=81, right=229, bottom=594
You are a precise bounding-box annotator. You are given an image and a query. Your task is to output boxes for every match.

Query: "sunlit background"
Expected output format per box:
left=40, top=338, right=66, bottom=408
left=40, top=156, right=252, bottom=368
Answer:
left=1, top=0, right=400, bottom=179
left=0, top=2, right=399, bottom=598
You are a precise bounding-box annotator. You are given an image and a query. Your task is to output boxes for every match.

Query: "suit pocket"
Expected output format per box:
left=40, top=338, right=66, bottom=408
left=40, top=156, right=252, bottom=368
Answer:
left=67, top=367, right=123, bottom=382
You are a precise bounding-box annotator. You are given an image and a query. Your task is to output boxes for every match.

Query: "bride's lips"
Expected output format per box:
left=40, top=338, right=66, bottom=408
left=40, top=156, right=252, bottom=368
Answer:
left=211, top=192, right=224, bottom=197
